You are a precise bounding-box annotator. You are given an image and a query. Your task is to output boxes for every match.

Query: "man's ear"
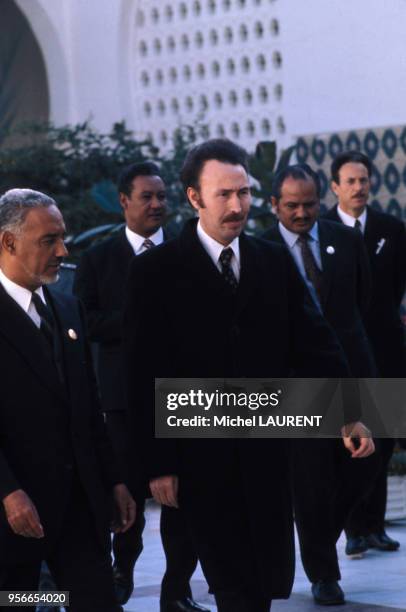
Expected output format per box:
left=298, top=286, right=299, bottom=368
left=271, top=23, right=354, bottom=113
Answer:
left=187, top=187, right=201, bottom=212
left=2, top=231, right=16, bottom=254
left=270, top=196, right=278, bottom=215
left=331, top=180, right=339, bottom=197
left=119, top=192, right=128, bottom=212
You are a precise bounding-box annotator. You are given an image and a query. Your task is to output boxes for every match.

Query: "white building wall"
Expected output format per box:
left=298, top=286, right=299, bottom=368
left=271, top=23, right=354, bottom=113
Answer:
left=279, top=0, right=406, bottom=140
left=14, top=0, right=72, bottom=124
left=13, top=0, right=406, bottom=151
left=15, top=0, right=133, bottom=131
left=130, top=0, right=285, bottom=150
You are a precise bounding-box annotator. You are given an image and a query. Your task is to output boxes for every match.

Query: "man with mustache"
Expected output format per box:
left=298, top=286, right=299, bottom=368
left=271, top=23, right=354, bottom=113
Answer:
left=263, top=164, right=378, bottom=605
left=74, top=163, right=208, bottom=612
left=123, top=139, right=362, bottom=612
left=325, top=151, right=406, bottom=558
left=0, top=189, right=135, bottom=611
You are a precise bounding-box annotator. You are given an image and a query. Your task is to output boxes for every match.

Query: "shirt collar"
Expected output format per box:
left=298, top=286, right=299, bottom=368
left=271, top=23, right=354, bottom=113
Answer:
left=0, top=268, right=46, bottom=311
left=278, top=221, right=319, bottom=248
left=337, top=205, right=367, bottom=232
left=125, top=226, right=164, bottom=254
left=197, top=221, right=241, bottom=268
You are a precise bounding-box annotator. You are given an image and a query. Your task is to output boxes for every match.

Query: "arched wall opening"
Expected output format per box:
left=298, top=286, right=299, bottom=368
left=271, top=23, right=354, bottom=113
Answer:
left=0, top=0, right=49, bottom=138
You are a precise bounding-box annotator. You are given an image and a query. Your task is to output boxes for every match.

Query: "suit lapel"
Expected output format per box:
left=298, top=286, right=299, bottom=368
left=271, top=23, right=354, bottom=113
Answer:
left=115, top=229, right=135, bottom=264
left=235, top=233, right=261, bottom=317
left=0, top=284, right=65, bottom=399
left=264, top=225, right=284, bottom=245
left=318, top=221, right=336, bottom=308
left=327, top=205, right=342, bottom=224
left=364, top=207, right=383, bottom=258
left=46, top=288, right=85, bottom=412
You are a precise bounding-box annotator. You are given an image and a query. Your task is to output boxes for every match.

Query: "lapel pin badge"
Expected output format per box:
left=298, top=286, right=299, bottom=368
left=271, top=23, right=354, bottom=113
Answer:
left=376, top=238, right=385, bottom=254
left=326, top=246, right=335, bottom=255
left=68, top=328, right=78, bottom=340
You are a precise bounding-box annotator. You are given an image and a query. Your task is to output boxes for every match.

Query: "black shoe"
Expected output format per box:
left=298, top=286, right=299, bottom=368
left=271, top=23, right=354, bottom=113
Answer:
left=367, top=531, right=400, bottom=551
left=160, top=598, right=210, bottom=612
left=112, top=565, right=134, bottom=606
left=345, top=536, right=368, bottom=558
left=311, top=581, right=345, bottom=606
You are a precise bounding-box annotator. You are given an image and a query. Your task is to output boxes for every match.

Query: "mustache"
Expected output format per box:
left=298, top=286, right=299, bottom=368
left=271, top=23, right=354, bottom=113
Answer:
left=353, top=193, right=365, bottom=198
left=223, top=213, right=245, bottom=223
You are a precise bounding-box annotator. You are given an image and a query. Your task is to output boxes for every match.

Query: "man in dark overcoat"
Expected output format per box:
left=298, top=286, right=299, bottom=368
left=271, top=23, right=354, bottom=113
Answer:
left=74, top=163, right=207, bottom=612
left=123, top=140, right=373, bottom=612
left=325, top=151, right=406, bottom=556
left=0, top=189, right=135, bottom=612
left=264, top=163, right=378, bottom=605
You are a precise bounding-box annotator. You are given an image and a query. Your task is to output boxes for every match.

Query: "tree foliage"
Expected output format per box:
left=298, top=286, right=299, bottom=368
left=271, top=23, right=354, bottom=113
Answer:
left=0, top=121, right=294, bottom=259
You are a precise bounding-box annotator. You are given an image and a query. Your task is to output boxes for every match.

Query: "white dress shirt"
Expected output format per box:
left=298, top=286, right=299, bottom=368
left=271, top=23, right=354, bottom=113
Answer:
left=337, top=205, right=367, bottom=234
left=0, top=268, right=46, bottom=328
left=278, top=221, right=322, bottom=310
left=197, top=221, right=241, bottom=281
left=125, top=226, right=164, bottom=255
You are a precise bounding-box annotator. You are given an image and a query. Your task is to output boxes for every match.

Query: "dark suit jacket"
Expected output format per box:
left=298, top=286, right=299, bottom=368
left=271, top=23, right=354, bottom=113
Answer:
left=73, top=228, right=172, bottom=413
left=123, top=219, right=349, bottom=599
left=263, top=220, right=377, bottom=377
left=73, top=230, right=134, bottom=413
left=324, top=205, right=406, bottom=376
left=0, top=285, right=120, bottom=567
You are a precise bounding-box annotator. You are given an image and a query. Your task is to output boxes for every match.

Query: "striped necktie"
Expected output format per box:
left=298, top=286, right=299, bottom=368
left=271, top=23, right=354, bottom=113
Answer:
left=142, top=239, right=155, bottom=250
left=297, top=234, right=322, bottom=299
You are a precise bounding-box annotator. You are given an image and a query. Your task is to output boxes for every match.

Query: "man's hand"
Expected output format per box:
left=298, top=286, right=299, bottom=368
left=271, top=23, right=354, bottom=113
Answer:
left=2, top=489, right=44, bottom=538
left=341, top=421, right=375, bottom=458
left=149, top=475, right=179, bottom=508
left=111, top=484, right=136, bottom=533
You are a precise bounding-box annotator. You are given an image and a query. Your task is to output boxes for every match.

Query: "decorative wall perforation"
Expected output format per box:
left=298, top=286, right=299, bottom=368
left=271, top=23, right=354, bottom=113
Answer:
left=132, top=0, right=284, bottom=148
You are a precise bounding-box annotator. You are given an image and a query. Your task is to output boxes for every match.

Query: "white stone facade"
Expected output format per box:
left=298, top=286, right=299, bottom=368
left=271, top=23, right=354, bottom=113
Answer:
left=7, top=0, right=406, bottom=152
left=131, top=0, right=284, bottom=149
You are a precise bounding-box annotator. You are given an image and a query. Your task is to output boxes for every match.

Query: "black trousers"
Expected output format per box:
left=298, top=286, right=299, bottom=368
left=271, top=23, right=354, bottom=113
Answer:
left=293, top=438, right=379, bottom=583
left=106, top=411, right=198, bottom=601
left=346, top=438, right=395, bottom=537
left=0, top=480, right=116, bottom=612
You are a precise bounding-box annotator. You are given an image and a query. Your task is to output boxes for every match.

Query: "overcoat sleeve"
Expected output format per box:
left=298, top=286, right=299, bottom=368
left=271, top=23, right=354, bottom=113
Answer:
left=123, top=254, right=179, bottom=493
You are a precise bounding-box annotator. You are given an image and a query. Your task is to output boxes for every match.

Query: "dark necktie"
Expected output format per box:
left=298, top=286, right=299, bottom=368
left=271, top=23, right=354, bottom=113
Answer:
left=219, top=247, right=238, bottom=291
left=31, top=292, right=55, bottom=347
left=297, top=234, right=322, bottom=299
left=142, top=239, right=155, bottom=250
left=354, top=219, right=362, bottom=232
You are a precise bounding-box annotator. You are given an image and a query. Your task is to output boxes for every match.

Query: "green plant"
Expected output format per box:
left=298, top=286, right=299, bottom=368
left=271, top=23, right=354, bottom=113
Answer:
left=0, top=121, right=154, bottom=239
left=247, top=141, right=295, bottom=233
left=0, top=120, right=294, bottom=257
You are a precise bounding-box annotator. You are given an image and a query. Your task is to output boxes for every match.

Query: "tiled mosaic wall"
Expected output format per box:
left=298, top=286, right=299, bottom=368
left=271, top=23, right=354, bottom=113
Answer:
left=296, top=125, right=406, bottom=221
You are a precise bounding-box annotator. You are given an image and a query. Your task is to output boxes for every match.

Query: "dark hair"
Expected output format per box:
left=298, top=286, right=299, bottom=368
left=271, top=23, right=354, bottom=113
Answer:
left=180, top=138, right=248, bottom=192
left=331, top=151, right=372, bottom=184
left=118, top=161, right=162, bottom=196
left=272, top=163, right=321, bottom=200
